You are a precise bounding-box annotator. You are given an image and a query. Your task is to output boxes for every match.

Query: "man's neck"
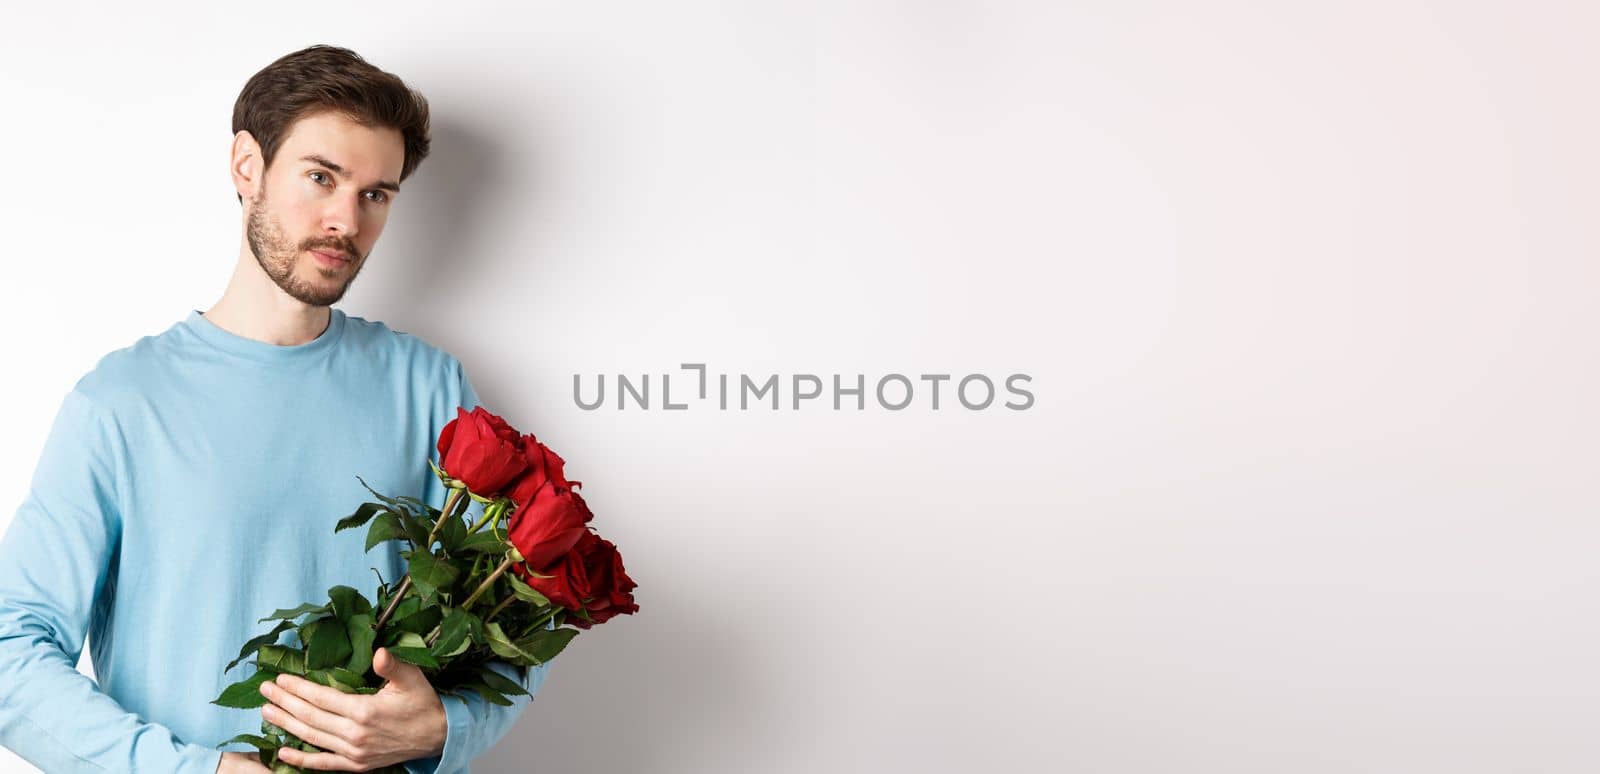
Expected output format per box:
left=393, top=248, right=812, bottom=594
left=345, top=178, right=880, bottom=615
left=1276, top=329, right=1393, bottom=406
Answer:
left=201, top=245, right=333, bottom=347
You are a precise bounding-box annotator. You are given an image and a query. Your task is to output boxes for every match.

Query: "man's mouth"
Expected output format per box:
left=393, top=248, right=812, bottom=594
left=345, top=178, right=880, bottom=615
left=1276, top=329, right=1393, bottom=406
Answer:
left=310, top=248, right=352, bottom=266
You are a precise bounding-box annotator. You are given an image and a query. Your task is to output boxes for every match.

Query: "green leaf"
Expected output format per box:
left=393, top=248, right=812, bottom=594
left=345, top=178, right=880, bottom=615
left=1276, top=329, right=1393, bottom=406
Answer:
left=257, top=602, right=329, bottom=624
left=464, top=606, right=486, bottom=645
left=387, top=595, right=421, bottom=624
left=328, top=586, right=372, bottom=622
left=303, top=618, right=353, bottom=671
left=483, top=621, right=539, bottom=664
left=386, top=646, right=439, bottom=668
left=467, top=681, right=514, bottom=706
left=334, top=502, right=386, bottom=533
left=329, top=667, right=368, bottom=689
left=399, top=511, right=434, bottom=550
left=504, top=572, right=550, bottom=606
left=406, top=551, right=459, bottom=599
left=211, top=669, right=274, bottom=709
left=451, top=554, right=477, bottom=587
left=365, top=512, right=406, bottom=553
left=435, top=632, right=472, bottom=659
left=215, top=733, right=277, bottom=751
left=355, top=475, right=413, bottom=514
left=256, top=645, right=306, bottom=675
left=396, top=495, right=442, bottom=519
left=476, top=666, right=531, bottom=697
left=392, top=603, right=442, bottom=635
left=225, top=619, right=294, bottom=673
left=344, top=613, right=376, bottom=675
left=429, top=607, right=475, bottom=660
left=457, top=531, right=509, bottom=555
left=440, top=510, right=467, bottom=554
left=517, top=626, right=580, bottom=664
left=306, top=667, right=361, bottom=694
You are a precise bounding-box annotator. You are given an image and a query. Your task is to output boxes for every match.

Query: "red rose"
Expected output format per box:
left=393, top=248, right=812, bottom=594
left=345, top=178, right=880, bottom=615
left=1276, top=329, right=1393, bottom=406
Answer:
left=519, top=530, right=638, bottom=629
left=506, top=480, right=590, bottom=569
left=568, top=532, right=637, bottom=629
left=436, top=406, right=528, bottom=496
left=515, top=528, right=638, bottom=628
left=505, top=434, right=577, bottom=508
left=514, top=540, right=588, bottom=610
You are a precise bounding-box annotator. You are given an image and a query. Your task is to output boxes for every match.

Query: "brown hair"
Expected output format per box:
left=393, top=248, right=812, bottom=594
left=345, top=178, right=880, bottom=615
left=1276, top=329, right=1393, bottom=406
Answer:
left=232, top=44, right=430, bottom=200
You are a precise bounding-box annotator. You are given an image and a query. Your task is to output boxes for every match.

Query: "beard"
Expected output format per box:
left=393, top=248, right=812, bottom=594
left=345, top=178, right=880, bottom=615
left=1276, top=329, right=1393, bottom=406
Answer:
left=245, top=188, right=366, bottom=307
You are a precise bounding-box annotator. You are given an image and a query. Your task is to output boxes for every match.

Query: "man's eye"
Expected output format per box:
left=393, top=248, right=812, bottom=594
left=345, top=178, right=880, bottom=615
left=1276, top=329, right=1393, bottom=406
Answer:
left=364, top=190, right=389, bottom=203
left=309, top=171, right=330, bottom=185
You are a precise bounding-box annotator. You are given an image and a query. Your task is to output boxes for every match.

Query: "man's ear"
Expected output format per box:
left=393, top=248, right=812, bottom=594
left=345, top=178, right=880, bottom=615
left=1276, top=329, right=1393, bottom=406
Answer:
left=230, top=130, right=262, bottom=205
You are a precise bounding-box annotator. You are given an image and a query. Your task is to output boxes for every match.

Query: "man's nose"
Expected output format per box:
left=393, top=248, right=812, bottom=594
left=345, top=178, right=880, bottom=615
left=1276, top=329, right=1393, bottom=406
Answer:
left=321, top=194, right=361, bottom=237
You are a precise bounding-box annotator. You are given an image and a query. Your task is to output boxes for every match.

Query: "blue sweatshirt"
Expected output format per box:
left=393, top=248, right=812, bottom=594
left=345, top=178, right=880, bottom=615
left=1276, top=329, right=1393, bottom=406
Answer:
left=0, top=307, right=547, bottom=773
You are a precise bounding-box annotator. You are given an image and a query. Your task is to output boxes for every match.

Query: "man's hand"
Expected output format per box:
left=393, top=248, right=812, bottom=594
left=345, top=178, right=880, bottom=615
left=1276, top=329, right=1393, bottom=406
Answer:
left=217, top=751, right=271, bottom=772
left=257, top=646, right=448, bottom=771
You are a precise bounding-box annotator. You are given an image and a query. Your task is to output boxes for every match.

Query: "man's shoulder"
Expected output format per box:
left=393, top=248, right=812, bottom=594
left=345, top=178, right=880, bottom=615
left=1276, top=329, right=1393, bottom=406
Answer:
left=339, top=311, right=466, bottom=374
left=67, top=325, right=179, bottom=412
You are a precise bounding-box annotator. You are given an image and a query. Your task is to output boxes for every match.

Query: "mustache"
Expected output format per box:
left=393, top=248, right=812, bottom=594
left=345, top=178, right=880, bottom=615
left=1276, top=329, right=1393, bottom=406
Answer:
left=301, top=237, right=360, bottom=260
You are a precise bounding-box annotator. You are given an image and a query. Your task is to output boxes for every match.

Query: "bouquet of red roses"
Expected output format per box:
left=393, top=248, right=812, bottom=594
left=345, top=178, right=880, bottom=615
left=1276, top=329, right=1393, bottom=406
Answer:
left=211, top=406, right=638, bottom=772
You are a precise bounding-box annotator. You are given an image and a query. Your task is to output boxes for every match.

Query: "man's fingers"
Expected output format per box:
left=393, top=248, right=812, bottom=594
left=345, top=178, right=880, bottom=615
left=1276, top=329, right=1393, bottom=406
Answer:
left=258, top=680, right=359, bottom=753
left=262, top=678, right=357, bottom=736
left=272, top=673, right=365, bottom=718
left=276, top=745, right=365, bottom=772
left=260, top=700, right=356, bottom=762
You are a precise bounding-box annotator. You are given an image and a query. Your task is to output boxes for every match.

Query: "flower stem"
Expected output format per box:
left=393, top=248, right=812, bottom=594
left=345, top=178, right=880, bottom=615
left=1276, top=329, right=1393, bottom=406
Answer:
left=424, top=486, right=470, bottom=549
left=373, top=576, right=412, bottom=632
left=484, top=593, right=516, bottom=623
left=524, top=605, right=560, bottom=635
left=464, top=554, right=518, bottom=608
left=424, top=554, right=518, bottom=646
left=374, top=486, right=468, bottom=632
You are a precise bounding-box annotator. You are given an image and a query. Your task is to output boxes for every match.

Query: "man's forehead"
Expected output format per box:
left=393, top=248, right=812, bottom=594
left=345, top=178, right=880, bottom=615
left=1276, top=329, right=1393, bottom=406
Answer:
left=278, top=111, right=405, bottom=182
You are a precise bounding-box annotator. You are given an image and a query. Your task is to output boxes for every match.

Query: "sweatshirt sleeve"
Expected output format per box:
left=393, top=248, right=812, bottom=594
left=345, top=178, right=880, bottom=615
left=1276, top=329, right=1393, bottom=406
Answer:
left=0, top=388, right=224, bottom=773
left=403, top=659, right=551, bottom=774
left=404, top=360, right=552, bottom=774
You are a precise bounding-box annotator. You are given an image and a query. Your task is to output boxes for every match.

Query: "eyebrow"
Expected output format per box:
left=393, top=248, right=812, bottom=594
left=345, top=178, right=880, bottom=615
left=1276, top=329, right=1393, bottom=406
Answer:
left=299, top=154, right=401, bottom=192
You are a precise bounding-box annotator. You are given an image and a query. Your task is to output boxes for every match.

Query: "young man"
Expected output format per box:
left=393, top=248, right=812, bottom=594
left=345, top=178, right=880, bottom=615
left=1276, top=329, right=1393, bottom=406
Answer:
left=0, top=45, right=545, bottom=773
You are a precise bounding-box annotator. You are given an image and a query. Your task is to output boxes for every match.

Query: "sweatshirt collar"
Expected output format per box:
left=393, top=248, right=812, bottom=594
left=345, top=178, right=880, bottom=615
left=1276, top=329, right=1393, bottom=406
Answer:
left=182, top=307, right=347, bottom=364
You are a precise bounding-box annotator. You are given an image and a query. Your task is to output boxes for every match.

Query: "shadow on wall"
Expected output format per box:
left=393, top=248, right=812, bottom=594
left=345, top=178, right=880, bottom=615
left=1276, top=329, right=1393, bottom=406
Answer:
left=364, top=114, right=752, bottom=769
left=363, top=116, right=519, bottom=359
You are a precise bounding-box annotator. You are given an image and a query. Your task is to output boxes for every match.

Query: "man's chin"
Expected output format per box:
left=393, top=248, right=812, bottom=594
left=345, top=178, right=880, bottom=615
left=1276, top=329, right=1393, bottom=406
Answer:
left=281, top=270, right=354, bottom=307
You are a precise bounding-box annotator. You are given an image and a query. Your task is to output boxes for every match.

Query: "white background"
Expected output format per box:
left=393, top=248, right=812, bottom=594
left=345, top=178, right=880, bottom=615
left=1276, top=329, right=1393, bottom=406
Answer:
left=3, top=2, right=1598, bottom=772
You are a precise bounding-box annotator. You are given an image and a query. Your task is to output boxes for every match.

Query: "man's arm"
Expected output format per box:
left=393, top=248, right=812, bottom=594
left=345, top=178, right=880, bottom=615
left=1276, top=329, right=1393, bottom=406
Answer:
left=0, top=389, right=224, bottom=773
left=402, top=659, right=550, bottom=774
left=401, top=359, right=551, bottom=773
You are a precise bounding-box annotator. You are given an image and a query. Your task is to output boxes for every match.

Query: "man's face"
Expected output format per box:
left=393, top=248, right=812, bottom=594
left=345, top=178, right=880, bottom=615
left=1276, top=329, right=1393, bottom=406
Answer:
left=245, top=111, right=406, bottom=307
